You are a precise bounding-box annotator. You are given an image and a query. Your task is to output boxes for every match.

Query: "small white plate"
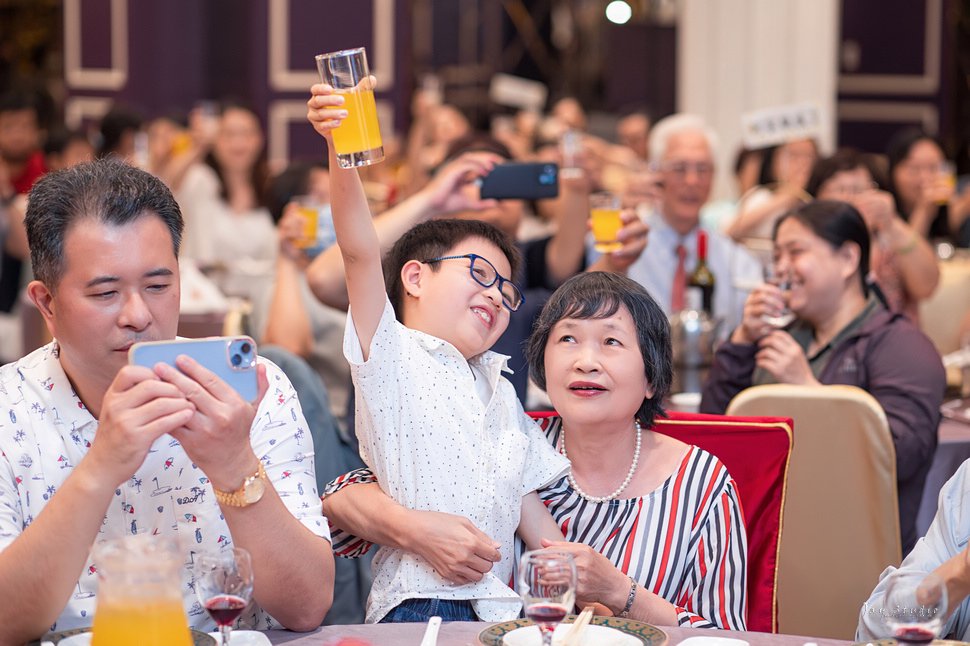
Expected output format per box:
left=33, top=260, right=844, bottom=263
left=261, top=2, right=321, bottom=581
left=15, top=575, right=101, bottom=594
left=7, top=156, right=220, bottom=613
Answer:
left=57, top=636, right=91, bottom=646
left=503, top=623, right=642, bottom=646
left=676, top=637, right=750, bottom=646
left=206, top=630, right=271, bottom=646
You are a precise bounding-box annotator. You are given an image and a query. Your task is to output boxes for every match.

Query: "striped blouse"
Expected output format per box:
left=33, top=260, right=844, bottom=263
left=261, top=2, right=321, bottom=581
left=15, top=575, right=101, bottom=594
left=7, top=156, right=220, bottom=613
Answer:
left=324, top=415, right=748, bottom=630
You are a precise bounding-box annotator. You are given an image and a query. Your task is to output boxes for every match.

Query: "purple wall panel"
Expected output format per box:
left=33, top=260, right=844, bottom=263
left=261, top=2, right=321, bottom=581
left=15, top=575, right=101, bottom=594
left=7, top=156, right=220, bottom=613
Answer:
left=67, top=0, right=410, bottom=167
left=841, top=0, right=927, bottom=76
left=120, top=0, right=208, bottom=117
left=79, top=0, right=112, bottom=69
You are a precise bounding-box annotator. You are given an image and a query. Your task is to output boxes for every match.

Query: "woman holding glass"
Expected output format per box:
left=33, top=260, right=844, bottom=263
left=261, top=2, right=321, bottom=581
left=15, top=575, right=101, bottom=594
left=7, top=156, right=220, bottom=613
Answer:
left=886, top=128, right=970, bottom=242
left=700, top=200, right=944, bottom=554
left=806, top=148, right=939, bottom=321
left=323, top=272, right=747, bottom=629
left=725, top=137, right=817, bottom=243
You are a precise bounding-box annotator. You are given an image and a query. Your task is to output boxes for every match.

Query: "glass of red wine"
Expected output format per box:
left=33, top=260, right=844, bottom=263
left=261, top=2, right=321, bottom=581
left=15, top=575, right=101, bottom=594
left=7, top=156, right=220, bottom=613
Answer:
left=194, top=547, right=254, bottom=646
left=883, top=571, right=947, bottom=645
left=518, top=550, right=577, bottom=646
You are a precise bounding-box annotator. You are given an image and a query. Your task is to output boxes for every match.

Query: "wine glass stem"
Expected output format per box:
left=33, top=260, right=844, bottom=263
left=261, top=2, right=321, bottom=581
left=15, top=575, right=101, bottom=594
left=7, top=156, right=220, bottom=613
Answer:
left=542, top=634, right=553, bottom=646
left=220, top=625, right=231, bottom=646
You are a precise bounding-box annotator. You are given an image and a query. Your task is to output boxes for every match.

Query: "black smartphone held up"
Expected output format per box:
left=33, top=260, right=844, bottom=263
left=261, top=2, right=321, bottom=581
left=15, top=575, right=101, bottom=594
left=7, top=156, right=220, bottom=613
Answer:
left=479, top=162, right=559, bottom=200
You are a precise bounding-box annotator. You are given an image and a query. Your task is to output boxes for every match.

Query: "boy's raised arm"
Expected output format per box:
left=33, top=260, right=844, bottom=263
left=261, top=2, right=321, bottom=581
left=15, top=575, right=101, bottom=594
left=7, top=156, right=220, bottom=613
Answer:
left=307, top=82, right=386, bottom=359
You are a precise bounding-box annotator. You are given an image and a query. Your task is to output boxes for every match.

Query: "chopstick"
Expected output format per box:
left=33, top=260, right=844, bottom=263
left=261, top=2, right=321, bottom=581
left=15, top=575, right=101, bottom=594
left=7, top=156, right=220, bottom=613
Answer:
left=560, top=606, right=594, bottom=646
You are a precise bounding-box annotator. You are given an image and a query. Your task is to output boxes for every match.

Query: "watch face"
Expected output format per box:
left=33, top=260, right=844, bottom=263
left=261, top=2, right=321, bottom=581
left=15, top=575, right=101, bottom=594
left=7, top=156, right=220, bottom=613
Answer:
left=242, top=476, right=266, bottom=504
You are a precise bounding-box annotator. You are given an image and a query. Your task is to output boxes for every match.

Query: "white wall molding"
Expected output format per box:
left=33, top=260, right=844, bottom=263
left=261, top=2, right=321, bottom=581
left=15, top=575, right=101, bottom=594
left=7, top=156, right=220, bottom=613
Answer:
left=268, top=0, right=395, bottom=91
left=64, top=0, right=128, bottom=90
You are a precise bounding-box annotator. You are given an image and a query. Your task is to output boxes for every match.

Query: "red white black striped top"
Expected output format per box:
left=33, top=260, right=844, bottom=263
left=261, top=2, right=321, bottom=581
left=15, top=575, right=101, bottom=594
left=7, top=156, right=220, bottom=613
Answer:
left=325, top=415, right=748, bottom=629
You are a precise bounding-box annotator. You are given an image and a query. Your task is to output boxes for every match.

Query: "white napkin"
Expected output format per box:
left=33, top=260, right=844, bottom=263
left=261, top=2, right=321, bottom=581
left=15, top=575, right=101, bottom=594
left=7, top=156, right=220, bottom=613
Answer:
left=503, top=624, right=641, bottom=646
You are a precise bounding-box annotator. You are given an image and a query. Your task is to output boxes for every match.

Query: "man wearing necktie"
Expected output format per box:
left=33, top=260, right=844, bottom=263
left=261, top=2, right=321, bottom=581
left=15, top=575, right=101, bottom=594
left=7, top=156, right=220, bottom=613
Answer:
left=592, top=114, right=761, bottom=334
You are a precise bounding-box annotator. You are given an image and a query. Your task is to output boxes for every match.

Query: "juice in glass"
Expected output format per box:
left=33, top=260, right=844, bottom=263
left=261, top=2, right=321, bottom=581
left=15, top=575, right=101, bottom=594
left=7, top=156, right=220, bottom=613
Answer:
left=591, top=209, right=622, bottom=252
left=293, top=197, right=319, bottom=249
left=332, top=88, right=383, bottom=156
left=316, top=47, right=384, bottom=168
left=590, top=192, right=623, bottom=253
left=91, top=598, right=192, bottom=646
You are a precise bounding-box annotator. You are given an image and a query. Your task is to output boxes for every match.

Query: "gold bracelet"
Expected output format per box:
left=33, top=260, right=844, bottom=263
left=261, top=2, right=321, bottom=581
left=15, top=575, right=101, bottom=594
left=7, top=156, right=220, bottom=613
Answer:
left=618, top=576, right=638, bottom=618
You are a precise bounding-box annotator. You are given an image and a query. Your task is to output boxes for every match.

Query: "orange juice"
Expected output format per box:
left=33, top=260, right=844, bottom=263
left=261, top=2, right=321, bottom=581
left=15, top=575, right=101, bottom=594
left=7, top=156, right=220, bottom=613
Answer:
left=332, top=87, right=383, bottom=155
left=91, top=597, right=192, bottom=646
left=295, top=204, right=318, bottom=248
left=591, top=208, right=622, bottom=252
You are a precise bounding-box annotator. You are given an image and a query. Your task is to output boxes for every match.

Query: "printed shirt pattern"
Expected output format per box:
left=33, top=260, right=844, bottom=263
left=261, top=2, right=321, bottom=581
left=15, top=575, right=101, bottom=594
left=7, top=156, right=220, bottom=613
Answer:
left=344, top=299, right=569, bottom=623
left=0, top=343, right=330, bottom=633
left=327, top=415, right=748, bottom=630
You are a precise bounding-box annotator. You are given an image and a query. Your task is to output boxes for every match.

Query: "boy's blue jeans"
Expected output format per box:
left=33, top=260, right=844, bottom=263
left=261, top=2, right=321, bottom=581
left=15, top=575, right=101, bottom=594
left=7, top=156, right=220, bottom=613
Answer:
left=379, top=598, right=478, bottom=623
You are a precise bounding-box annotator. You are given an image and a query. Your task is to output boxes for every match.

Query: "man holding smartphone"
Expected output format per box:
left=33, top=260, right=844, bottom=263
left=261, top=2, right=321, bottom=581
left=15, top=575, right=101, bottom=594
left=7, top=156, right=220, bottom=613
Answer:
left=0, top=159, right=334, bottom=643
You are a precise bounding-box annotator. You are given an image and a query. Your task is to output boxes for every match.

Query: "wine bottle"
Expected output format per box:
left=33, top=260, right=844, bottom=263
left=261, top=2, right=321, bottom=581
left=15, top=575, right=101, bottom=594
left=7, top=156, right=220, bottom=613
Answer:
left=687, top=229, right=715, bottom=316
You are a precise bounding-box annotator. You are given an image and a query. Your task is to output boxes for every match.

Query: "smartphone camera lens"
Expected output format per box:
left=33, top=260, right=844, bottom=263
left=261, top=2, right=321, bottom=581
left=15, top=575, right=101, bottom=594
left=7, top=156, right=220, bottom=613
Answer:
left=231, top=353, right=243, bottom=367
left=240, top=342, right=252, bottom=355
left=539, top=165, right=557, bottom=185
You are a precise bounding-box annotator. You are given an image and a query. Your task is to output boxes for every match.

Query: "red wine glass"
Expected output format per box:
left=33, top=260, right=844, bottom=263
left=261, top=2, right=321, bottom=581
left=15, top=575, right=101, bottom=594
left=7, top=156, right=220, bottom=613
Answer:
left=884, top=571, right=947, bottom=645
left=518, top=550, right=577, bottom=646
left=194, top=548, right=254, bottom=646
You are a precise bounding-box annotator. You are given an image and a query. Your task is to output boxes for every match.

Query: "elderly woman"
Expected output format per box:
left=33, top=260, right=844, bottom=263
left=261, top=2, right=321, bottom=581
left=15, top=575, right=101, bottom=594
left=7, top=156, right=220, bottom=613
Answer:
left=701, top=200, right=944, bottom=554
left=323, top=272, right=747, bottom=629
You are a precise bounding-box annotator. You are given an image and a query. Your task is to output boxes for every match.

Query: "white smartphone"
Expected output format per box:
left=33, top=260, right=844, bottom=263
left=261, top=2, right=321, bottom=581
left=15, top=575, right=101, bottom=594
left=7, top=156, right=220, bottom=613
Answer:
left=128, top=336, right=259, bottom=401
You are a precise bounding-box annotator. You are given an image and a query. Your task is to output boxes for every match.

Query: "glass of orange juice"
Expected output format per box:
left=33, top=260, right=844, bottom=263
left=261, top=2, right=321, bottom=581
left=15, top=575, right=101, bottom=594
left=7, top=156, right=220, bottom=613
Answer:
left=292, top=196, right=320, bottom=249
left=315, top=47, right=384, bottom=168
left=590, top=192, right=623, bottom=253
left=938, top=160, right=957, bottom=205
left=91, top=534, right=192, bottom=646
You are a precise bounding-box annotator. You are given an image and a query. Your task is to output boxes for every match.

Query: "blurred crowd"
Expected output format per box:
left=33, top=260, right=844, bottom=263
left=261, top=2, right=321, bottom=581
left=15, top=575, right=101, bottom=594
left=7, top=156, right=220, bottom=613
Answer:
left=1, top=81, right=966, bottom=421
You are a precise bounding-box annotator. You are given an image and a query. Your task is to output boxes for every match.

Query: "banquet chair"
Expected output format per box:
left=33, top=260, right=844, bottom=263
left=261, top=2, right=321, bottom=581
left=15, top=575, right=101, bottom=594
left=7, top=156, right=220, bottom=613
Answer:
left=919, top=256, right=970, bottom=355
left=726, top=384, right=901, bottom=639
left=528, top=409, right=793, bottom=633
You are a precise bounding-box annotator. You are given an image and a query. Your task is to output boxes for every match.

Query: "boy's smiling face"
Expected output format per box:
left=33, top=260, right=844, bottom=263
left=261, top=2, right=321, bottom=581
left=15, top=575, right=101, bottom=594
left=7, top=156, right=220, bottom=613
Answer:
left=400, top=236, right=514, bottom=360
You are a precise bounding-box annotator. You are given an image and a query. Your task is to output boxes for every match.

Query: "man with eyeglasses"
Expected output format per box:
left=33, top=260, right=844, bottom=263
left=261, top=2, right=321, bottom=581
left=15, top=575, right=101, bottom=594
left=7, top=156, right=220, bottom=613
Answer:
left=593, top=114, right=762, bottom=333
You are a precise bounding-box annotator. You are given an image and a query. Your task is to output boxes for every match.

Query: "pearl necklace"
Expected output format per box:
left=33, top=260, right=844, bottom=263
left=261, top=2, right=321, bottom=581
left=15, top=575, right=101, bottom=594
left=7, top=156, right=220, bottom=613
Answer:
left=560, top=420, right=642, bottom=503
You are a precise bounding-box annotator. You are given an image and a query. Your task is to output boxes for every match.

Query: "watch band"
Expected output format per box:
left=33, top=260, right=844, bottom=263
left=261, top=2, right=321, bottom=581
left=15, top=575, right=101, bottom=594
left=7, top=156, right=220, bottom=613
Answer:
left=213, top=462, right=267, bottom=508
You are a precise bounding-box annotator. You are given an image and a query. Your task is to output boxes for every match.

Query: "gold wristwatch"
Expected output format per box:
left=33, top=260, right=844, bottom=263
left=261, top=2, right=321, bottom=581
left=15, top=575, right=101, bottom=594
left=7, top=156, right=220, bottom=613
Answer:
left=213, top=462, right=268, bottom=508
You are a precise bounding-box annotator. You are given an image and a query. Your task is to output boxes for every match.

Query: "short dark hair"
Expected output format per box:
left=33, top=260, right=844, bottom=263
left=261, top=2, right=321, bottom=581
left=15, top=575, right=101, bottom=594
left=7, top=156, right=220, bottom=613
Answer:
left=384, top=219, right=521, bottom=321
left=98, top=105, right=143, bottom=157
left=805, top=148, right=887, bottom=197
left=25, top=158, right=184, bottom=288
left=441, top=133, right=513, bottom=166
left=43, top=127, right=92, bottom=157
left=526, top=272, right=672, bottom=428
left=772, top=200, right=870, bottom=296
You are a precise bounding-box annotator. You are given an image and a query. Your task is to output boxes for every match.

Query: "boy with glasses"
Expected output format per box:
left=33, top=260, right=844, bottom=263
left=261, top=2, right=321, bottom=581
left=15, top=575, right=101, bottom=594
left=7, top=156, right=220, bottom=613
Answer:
left=308, top=84, right=568, bottom=623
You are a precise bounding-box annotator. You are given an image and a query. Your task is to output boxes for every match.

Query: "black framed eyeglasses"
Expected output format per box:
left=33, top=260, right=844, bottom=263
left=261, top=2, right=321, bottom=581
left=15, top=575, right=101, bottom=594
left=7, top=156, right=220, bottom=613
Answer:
left=421, top=253, right=525, bottom=312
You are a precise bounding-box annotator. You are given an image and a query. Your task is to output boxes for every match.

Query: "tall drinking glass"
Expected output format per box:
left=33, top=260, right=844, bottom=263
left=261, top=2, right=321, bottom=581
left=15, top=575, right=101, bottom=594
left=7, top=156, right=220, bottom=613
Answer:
left=590, top=192, right=623, bottom=253
left=761, top=264, right=795, bottom=329
left=315, top=47, right=384, bottom=168
left=518, top=551, right=577, bottom=646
